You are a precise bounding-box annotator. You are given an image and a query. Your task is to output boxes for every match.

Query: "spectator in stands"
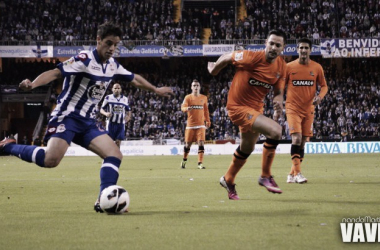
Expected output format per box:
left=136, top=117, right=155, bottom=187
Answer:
left=33, top=136, right=42, bottom=146
left=21, top=135, right=29, bottom=145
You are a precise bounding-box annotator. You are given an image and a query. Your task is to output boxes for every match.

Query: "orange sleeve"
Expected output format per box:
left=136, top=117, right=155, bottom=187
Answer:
left=317, top=66, right=328, bottom=99
left=204, top=96, right=211, bottom=124
left=181, top=95, right=189, bottom=112
left=231, top=50, right=260, bottom=69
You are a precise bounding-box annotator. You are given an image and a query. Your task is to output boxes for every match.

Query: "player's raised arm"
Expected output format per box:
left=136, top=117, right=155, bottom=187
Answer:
left=19, top=68, right=62, bottom=91
left=208, top=52, right=233, bottom=76
left=130, top=74, right=174, bottom=97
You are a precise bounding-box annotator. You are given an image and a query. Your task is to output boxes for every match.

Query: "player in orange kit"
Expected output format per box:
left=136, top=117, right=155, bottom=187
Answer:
left=208, top=29, right=287, bottom=199
left=285, top=38, right=328, bottom=183
left=181, top=79, right=211, bottom=169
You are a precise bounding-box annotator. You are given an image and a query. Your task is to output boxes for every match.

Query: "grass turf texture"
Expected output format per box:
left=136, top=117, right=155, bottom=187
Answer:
left=0, top=154, right=379, bottom=250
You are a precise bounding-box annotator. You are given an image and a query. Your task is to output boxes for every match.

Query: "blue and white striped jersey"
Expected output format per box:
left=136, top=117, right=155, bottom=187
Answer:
left=101, top=94, right=131, bottom=124
left=52, top=49, right=134, bottom=121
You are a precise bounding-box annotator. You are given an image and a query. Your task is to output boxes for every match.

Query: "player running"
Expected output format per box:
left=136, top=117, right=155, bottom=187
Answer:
left=208, top=29, right=287, bottom=200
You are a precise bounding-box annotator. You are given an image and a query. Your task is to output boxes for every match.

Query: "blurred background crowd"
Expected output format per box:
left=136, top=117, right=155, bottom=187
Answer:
left=0, top=0, right=379, bottom=144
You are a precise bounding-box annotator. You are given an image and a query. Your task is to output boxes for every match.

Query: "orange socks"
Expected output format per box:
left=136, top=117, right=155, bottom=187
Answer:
left=225, top=146, right=250, bottom=184
left=261, top=139, right=280, bottom=178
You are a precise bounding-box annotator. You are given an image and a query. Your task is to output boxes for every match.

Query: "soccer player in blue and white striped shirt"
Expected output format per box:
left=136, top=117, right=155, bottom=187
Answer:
left=101, top=82, right=131, bottom=148
left=2, top=22, right=173, bottom=212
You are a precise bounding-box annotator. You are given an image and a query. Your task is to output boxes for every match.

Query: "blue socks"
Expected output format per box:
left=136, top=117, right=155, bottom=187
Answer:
left=100, top=156, right=121, bottom=193
left=4, top=144, right=45, bottom=167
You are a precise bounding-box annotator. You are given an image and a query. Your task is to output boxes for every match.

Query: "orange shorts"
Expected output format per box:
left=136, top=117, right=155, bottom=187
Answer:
left=286, top=110, right=314, bottom=137
left=185, top=128, right=206, bottom=142
left=227, top=106, right=263, bottom=133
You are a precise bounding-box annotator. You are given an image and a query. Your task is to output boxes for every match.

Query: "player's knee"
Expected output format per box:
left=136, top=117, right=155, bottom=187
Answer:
left=267, top=123, right=282, bottom=140
left=291, top=133, right=302, bottom=145
left=44, top=158, right=61, bottom=168
left=113, top=150, right=123, bottom=160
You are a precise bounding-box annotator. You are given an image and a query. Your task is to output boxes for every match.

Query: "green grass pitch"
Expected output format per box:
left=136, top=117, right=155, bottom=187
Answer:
left=1, top=154, right=380, bottom=250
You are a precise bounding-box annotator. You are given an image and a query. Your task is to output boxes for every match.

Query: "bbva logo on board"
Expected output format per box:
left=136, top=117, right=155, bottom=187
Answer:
left=306, top=142, right=380, bottom=154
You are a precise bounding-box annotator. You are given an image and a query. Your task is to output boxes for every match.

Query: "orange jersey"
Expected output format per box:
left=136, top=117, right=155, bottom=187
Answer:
left=227, top=50, right=287, bottom=110
left=181, top=94, right=210, bottom=128
left=285, top=59, right=328, bottom=114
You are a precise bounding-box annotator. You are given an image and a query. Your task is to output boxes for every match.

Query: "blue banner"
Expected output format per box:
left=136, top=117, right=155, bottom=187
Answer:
left=245, top=44, right=321, bottom=56
left=320, top=38, right=380, bottom=58
left=54, top=45, right=203, bottom=57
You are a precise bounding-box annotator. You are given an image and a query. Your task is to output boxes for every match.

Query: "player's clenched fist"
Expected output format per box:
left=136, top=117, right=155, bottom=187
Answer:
left=19, top=79, right=33, bottom=91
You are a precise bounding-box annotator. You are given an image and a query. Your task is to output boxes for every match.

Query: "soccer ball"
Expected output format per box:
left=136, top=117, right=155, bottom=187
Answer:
left=99, top=185, right=130, bottom=214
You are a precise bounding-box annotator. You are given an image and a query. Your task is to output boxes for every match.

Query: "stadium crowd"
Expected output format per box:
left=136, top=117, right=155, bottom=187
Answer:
left=100, top=56, right=380, bottom=142
left=1, top=58, right=380, bottom=143
left=2, top=0, right=380, bottom=44
left=0, top=0, right=380, bottom=143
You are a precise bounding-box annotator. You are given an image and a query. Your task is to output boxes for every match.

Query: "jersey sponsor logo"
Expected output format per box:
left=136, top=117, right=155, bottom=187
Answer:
left=248, top=78, right=271, bottom=89
left=235, top=52, right=243, bottom=61
left=190, top=105, right=203, bottom=109
left=88, top=82, right=106, bottom=101
left=91, top=65, right=101, bottom=71
left=112, top=105, right=124, bottom=113
left=292, top=80, right=314, bottom=86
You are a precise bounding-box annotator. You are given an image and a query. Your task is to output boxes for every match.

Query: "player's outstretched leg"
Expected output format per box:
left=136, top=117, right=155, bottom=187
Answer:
left=1, top=137, right=46, bottom=167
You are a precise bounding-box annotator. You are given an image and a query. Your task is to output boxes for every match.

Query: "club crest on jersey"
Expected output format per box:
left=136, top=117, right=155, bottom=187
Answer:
left=235, top=52, right=243, bottom=61
left=96, top=122, right=105, bottom=132
left=247, top=113, right=253, bottom=120
left=310, top=71, right=314, bottom=76
left=75, top=53, right=88, bottom=62
left=57, top=124, right=66, bottom=133
left=275, top=72, right=281, bottom=78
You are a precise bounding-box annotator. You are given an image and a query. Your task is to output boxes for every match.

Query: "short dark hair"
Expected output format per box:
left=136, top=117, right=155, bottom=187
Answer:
left=192, top=79, right=200, bottom=86
left=97, top=22, right=122, bottom=40
left=297, top=38, right=312, bottom=49
left=267, top=29, right=287, bottom=44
